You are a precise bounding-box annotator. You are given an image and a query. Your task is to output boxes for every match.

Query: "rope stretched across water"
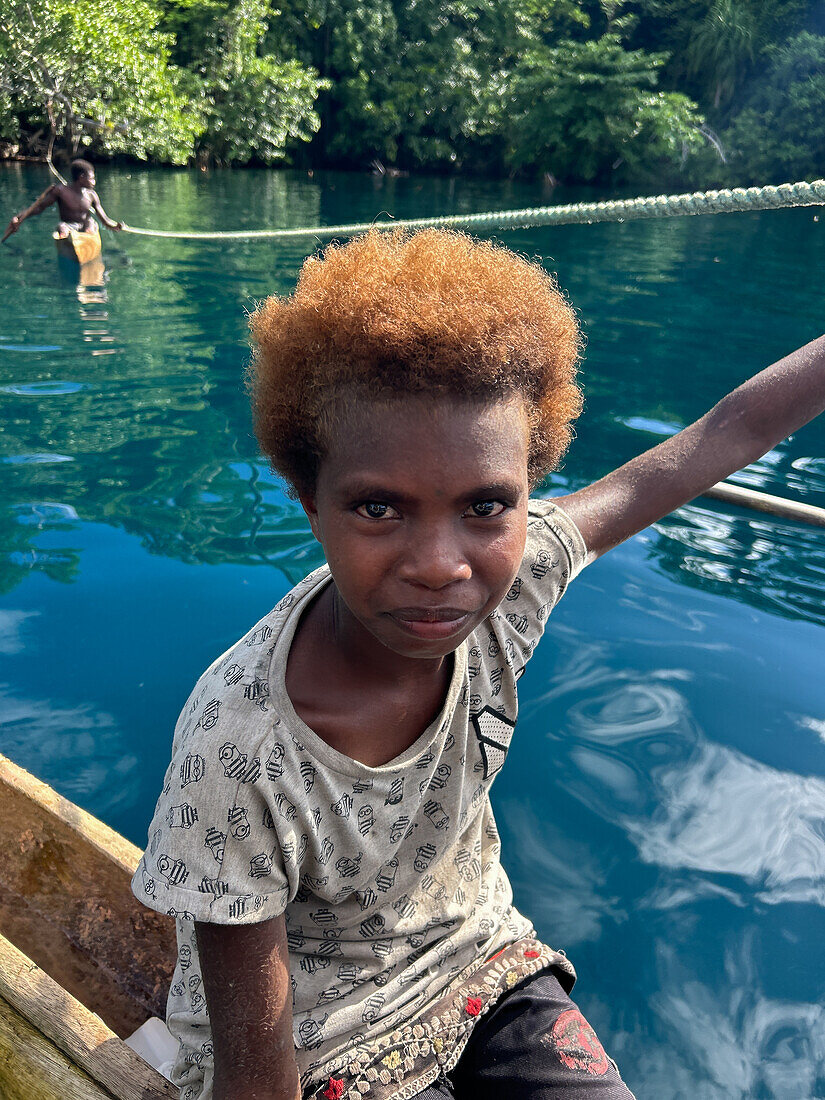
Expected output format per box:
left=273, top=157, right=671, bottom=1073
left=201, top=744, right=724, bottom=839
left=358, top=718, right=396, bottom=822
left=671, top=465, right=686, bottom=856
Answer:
left=120, top=178, right=825, bottom=241
left=117, top=175, right=825, bottom=529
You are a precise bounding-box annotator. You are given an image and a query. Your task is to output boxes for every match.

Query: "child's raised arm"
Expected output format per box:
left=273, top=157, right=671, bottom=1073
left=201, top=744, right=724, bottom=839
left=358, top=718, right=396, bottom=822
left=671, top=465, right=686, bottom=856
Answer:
left=560, top=335, right=825, bottom=562
left=195, top=915, right=301, bottom=1100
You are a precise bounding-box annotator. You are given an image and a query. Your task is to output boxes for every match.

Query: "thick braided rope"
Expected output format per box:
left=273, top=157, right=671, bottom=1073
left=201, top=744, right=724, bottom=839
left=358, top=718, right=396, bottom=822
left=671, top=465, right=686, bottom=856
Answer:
left=120, top=179, right=825, bottom=240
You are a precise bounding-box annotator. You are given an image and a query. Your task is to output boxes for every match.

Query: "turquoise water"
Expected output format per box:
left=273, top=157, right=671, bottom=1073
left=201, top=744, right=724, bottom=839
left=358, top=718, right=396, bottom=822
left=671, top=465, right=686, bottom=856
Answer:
left=1, top=164, right=824, bottom=1099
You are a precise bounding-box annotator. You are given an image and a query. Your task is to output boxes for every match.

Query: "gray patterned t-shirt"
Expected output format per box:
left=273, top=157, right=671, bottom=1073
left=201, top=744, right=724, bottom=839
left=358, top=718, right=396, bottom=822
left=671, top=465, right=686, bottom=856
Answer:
left=132, top=499, right=587, bottom=1099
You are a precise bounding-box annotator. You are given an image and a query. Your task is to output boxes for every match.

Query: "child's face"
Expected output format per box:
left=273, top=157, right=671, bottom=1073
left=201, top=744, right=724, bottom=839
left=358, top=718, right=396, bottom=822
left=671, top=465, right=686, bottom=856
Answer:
left=301, top=393, right=530, bottom=660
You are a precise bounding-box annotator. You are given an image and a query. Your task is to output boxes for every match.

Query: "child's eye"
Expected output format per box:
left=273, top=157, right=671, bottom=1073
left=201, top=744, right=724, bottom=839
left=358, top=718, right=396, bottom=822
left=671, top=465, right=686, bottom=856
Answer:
left=468, top=501, right=506, bottom=518
left=355, top=502, right=398, bottom=519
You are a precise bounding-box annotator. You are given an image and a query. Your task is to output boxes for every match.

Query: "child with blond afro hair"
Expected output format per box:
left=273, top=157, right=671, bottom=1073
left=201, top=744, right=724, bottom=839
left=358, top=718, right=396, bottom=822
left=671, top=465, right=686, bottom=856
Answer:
left=249, top=230, right=583, bottom=496
left=133, top=228, right=825, bottom=1100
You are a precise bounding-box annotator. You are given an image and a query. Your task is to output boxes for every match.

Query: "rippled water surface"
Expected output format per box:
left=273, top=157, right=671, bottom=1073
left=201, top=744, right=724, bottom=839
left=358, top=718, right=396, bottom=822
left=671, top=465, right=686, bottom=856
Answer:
left=1, top=164, right=824, bottom=1099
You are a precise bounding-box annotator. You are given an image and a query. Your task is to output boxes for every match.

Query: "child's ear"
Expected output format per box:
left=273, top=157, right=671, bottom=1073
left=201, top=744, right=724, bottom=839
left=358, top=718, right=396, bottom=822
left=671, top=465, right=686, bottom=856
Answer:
left=298, top=492, right=322, bottom=541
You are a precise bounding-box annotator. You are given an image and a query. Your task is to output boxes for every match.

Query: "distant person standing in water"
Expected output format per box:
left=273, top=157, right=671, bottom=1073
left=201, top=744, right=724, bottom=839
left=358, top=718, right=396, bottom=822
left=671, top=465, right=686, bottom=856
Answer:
left=2, top=158, right=123, bottom=243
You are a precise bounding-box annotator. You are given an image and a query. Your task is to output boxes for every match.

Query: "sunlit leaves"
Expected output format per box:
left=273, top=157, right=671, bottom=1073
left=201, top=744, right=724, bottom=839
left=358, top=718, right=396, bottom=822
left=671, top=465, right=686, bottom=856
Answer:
left=168, top=0, right=329, bottom=163
left=0, top=87, right=20, bottom=142
left=0, top=0, right=819, bottom=180
left=0, top=0, right=327, bottom=165
left=249, top=0, right=706, bottom=179
left=0, top=0, right=204, bottom=162
left=287, top=0, right=535, bottom=169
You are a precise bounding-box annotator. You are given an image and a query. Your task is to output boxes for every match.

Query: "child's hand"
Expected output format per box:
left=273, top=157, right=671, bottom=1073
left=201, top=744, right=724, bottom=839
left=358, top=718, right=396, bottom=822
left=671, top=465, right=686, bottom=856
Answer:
left=2, top=216, right=20, bottom=242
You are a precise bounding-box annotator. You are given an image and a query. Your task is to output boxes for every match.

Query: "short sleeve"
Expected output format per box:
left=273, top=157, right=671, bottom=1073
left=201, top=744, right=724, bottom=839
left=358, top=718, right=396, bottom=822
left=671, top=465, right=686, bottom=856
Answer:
left=523, top=498, right=587, bottom=589
left=484, top=498, right=587, bottom=677
left=131, top=723, right=291, bottom=925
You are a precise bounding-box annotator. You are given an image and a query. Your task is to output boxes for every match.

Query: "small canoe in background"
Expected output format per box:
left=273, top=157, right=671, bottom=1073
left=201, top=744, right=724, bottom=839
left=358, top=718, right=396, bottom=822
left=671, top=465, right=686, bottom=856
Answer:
left=0, top=752, right=178, bottom=1100
left=54, top=226, right=102, bottom=264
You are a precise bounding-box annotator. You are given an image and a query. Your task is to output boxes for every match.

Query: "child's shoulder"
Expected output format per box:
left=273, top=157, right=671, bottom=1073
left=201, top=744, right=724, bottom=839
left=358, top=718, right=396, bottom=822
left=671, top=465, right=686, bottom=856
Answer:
left=523, top=496, right=588, bottom=582
left=171, top=565, right=331, bottom=755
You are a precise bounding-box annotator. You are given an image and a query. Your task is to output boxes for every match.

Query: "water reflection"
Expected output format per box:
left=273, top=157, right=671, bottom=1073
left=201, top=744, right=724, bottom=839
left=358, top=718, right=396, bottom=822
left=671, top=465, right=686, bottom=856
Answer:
left=798, top=716, right=825, bottom=745
left=0, top=343, right=61, bottom=352
left=631, top=741, right=825, bottom=906
left=0, top=381, right=87, bottom=395
left=502, top=635, right=825, bottom=1098
left=605, top=412, right=825, bottom=627
left=542, top=659, right=825, bottom=906
left=0, top=451, right=320, bottom=594
left=2, top=453, right=74, bottom=465
left=649, top=936, right=825, bottom=1099
left=493, top=802, right=626, bottom=945
left=74, top=257, right=118, bottom=367
left=790, top=456, right=825, bottom=495
left=0, top=608, right=37, bottom=655
left=651, top=502, right=825, bottom=627
left=0, top=318, right=322, bottom=593
left=0, top=682, right=142, bottom=816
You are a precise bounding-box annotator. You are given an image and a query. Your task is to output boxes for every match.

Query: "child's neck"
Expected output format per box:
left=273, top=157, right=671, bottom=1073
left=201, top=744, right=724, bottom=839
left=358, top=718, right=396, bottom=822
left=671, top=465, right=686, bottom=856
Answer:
left=285, top=585, right=454, bottom=767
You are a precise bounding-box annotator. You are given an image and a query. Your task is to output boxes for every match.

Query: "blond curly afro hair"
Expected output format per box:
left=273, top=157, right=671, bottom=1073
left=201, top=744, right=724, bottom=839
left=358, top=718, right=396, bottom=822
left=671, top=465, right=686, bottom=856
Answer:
left=249, top=229, right=583, bottom=495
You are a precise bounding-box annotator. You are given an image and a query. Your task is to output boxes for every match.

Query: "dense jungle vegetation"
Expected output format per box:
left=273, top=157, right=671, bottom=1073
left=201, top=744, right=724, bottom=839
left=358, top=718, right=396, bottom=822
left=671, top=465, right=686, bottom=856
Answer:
left=1, top=0, right=823, bottom=186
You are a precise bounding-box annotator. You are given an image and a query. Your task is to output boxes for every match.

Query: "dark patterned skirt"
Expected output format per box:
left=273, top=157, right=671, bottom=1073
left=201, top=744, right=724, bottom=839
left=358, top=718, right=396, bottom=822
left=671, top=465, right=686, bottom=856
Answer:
left=303, top=937, right=576, bottom=1100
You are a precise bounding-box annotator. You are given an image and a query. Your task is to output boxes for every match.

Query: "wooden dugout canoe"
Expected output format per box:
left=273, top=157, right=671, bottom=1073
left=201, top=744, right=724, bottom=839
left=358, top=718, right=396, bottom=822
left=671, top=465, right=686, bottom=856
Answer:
left=53, top=226, right=102, bottom=265
left=0, top=752, right=178, bottom=1100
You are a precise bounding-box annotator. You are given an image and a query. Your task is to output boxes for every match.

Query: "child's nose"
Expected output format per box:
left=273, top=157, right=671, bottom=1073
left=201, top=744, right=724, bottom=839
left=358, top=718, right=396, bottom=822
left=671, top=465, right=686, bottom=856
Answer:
left=397, top=527, right=472, bottom=589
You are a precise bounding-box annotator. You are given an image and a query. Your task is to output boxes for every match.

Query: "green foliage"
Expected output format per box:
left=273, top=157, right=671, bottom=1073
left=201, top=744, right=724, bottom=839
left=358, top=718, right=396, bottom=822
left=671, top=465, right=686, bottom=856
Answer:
left=722, top=32, right=825, bottom=181
left=199, top=0, right=328, bottom=164
left=320, top=0, right=403, bottom=163
left=385, top=0, right=522, bottom=168
left=264, top=0, right=511, bottom=169
left=0, top=0, right=821, bottom=181
left=0, top=88, right=20, bottom=142
left=684, top=0, right=761, bottom=108
left=0, top=0, right=204, bottom=162
left=158, top=0, right=235, bottom=68
left=261, top=0, right=706, bottom=178
left=630, top=0, right=810, bottom=115
left=506, top=34, right=704, bottom=181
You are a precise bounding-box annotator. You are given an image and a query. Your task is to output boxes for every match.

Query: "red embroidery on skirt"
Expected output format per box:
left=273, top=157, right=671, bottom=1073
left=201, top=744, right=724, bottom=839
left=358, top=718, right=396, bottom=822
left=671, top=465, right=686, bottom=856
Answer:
left=323, top=1077, right=345, bottom=1099
left=547, top=1009, right=609, bottom=1076
left=523, top=949, right=541, bottom=959
left=466, top=996, right=483, bottom=1016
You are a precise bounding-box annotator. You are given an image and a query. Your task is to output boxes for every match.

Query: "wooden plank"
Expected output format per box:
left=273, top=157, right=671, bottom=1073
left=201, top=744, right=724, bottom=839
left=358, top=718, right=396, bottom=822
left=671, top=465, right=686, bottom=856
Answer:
left=0, top=754, right=142, bottom=873
left=0, top=933, right=177, bottom=1100
left=0, top=753, right=175, bottom=1034
left=0, top=993, right=115, bottom=1100
left=704, top=481, right=825, bottom=527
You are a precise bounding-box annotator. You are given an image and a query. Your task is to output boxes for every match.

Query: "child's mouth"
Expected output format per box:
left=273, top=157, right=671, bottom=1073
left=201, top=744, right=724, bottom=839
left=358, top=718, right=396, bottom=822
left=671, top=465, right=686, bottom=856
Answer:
left=391, top=608, right=473, bottom=639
